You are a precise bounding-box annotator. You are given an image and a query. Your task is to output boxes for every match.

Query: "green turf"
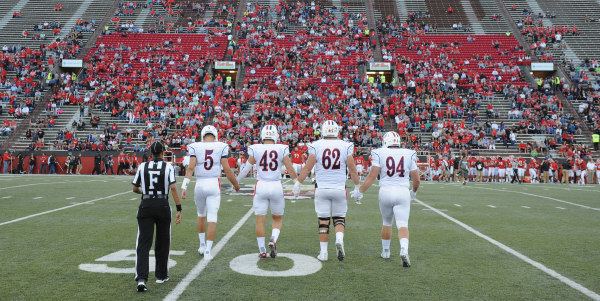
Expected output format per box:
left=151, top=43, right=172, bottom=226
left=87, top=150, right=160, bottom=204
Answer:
left=0, top=176, right=598, bottom=300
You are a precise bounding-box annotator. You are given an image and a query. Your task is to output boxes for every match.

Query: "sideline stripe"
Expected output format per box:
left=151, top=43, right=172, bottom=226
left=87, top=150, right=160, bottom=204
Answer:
left=468, top=186, right=600, bottom=211
left=0, top=179, right=107, bottom=190
left=0, top=191, right=130, bottom=226
left=414, top=198, right=600, bottom=301
left=164, top=208, right=254, bottom=301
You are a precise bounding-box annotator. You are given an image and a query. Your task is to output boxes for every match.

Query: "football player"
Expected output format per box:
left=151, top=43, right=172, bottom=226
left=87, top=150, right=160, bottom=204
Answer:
left=359, top=132, right=420, bottom=267
left=236, top=125, right=298, bottom=258
left=180, top=125, right=240, bottom=260
left=294, top=120, right=361, bottom=262
left=291, top=146, right=304, bottom=177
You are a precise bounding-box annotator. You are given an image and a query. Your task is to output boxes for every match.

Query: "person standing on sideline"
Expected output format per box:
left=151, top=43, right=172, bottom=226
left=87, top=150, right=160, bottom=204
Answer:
left=39, top=153, right=48, bottom=174
left=511, top=157, right=521, bottom=184
left=132, top=141, right=182, bottom=292
left=28, top=153, right=36, bottom=174
left=92, top=153, right=102, bottom=175
left=48, top=154, right=57, bottom=174
left=2, top=151, right=11, bottom=174
left=592, top=132, right=599, bottom=151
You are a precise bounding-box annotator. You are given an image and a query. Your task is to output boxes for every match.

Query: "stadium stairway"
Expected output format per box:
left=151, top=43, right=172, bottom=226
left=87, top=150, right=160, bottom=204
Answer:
left=10, top=104, right=150, bottom=151
left=535, top=0, right=600, bottom=63
left=469, top=0, right=510, bottom=34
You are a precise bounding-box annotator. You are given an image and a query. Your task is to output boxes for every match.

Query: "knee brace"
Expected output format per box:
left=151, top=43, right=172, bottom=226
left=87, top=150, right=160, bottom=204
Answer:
left=318, top=217, right=330, bottom=234
left=332, top=216, right=346, bottom=228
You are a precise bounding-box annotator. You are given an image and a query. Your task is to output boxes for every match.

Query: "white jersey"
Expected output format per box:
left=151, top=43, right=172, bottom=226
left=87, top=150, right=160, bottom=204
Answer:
left=248, top=143, right=289, bottom=182
left=371, top=147, right=418, bottom=188
left=187, top=141, right=229, bottom=178
left=308, top=139, right=354, bottom=189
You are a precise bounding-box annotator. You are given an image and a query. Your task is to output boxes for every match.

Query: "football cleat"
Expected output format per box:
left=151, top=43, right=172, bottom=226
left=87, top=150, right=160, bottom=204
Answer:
left=268, top=239, right=277, bottom=258
left=198, top=245, right=206, bottom=256
left=355, top=200, right=362, bottom=205
left=400, top=252, right=411, bottom=268
left=317, top=251, right=328, bottom=262
left=335, top=242, right=345, bottom=261
left=155, top=277, right=169, bottom=284
left=137, top=281, right=147, bottom=292
left=203, top=251, right=213, bottom=261
left=381, top=249, right=391, bottom=259
left=259, top=252, right=268, bottom=259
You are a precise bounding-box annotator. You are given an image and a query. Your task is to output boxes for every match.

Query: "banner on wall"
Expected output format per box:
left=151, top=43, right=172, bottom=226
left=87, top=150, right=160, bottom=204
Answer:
left=531, top=62, right=554, bottom=71
left=62, top=59, right=83, bottom=68
left=368, top=62, right=391, bottom=71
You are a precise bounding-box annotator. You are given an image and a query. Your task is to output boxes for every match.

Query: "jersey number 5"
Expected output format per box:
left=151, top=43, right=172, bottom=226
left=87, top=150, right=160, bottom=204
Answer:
left=259, top=150, right=278, bottom=171
left=204, top=150, right=214, bottom=170
left=322, top=148, right=341, bottom=170
left=386, top=156, right=405, bottom=177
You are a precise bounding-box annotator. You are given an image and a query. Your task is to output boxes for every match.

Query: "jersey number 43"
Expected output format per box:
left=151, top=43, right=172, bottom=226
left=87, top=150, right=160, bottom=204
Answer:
left=259, top=150, right=278, bottom=171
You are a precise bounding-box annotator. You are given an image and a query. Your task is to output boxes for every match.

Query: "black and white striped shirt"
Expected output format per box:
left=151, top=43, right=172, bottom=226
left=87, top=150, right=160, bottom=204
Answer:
left=132, top=160, right=176, bottom=196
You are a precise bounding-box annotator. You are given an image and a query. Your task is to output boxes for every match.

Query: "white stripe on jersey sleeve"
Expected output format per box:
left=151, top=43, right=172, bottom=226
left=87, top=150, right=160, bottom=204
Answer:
left=221, top=143, right=230, bottom=158
left=409, top=151, right=418, bottom=171
left=370, top=149, right=381, bottom=167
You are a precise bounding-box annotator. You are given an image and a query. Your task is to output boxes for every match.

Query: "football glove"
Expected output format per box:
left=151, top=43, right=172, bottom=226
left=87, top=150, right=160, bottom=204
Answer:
left=350, top=186, right=363, bottom=201
left=292, top=180, right=301, bottom=197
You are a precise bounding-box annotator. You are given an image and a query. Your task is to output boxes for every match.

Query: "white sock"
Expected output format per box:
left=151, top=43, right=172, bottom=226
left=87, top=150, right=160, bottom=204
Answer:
left=257, top=237, right=266, bottom=252
left=205, top=240, right=213, bottom=253
left=198, top=233, right=206, bottom=247
left=335, top=232, right=344, bottom=244
left=400, top=238, right=409, bottom=253
left=381, top=239, right=391, bottom=252
left=320, top=241, right=328, bottom=253
left=271, top=228, right=280, bottom=242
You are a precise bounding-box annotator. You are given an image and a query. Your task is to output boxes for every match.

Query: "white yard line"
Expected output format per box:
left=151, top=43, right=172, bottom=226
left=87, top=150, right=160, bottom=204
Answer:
left=556, top=207, right=566, bottom=210
left=487, top=205, right=496, bottom=208
left=414, top=198, right=600, bottom=301
left=454, top=204, right=462, bottom=207
left=0, top=179, right=107, bottom=190
left=528, top=185, right=600, bottom=193
left=33, top=197, right=43, bottom=200
left=468, top=186, right=600, bottom=211
left=164, top=208, right=254, bottom=301
left=0, top=191, right=130, bottom=226
left=521, top=206, right=531, bottom=209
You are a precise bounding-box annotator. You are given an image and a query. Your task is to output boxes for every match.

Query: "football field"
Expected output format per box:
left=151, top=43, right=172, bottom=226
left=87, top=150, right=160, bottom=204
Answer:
left=1, top=175, right=599, bottom=300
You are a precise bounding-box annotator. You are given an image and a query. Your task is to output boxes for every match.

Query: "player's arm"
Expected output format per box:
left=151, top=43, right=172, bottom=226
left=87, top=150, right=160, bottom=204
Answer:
left=360, top=166, right=380, bottom=193
left=346, top=154, right=360, bottom=186
left=410, top=169, right=420, bottom=193
left=221, top=158, right=240, bottom=191
left=283, top=155, right=298, bottom=180
left=410, top=152, right=420, bottom=198
left=168, top=165, right=182, bottom=224
left=236, top=156, right=255, bottom=182
left=297, top=154, right=316, bottom=183
left=180, top=155, right=196, bottom=199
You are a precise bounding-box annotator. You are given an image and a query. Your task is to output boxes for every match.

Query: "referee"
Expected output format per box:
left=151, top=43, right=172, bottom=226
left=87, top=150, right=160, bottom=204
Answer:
left=132, top=141, right=182, bottom=292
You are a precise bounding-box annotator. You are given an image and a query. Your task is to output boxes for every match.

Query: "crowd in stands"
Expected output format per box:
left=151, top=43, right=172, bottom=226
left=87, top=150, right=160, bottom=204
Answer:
left=1, top=0, right=597, bottom=169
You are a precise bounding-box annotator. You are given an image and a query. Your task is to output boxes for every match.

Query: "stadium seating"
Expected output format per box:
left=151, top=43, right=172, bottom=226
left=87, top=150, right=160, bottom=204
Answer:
left=0, top=0, right=598, bottom=160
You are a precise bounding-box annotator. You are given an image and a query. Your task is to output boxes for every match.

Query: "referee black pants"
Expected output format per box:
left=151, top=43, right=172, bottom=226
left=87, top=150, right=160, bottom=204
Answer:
left=135, top=199, right=171, bottom=282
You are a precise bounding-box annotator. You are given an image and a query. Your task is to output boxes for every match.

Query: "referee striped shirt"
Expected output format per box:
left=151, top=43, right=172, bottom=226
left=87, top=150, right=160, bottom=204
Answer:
left=132, top=160, right=176, bottom=196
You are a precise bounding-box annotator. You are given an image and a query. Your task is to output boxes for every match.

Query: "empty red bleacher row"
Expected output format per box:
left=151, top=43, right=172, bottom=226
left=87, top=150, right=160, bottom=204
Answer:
left=85, top=34, right=229, bottom=60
